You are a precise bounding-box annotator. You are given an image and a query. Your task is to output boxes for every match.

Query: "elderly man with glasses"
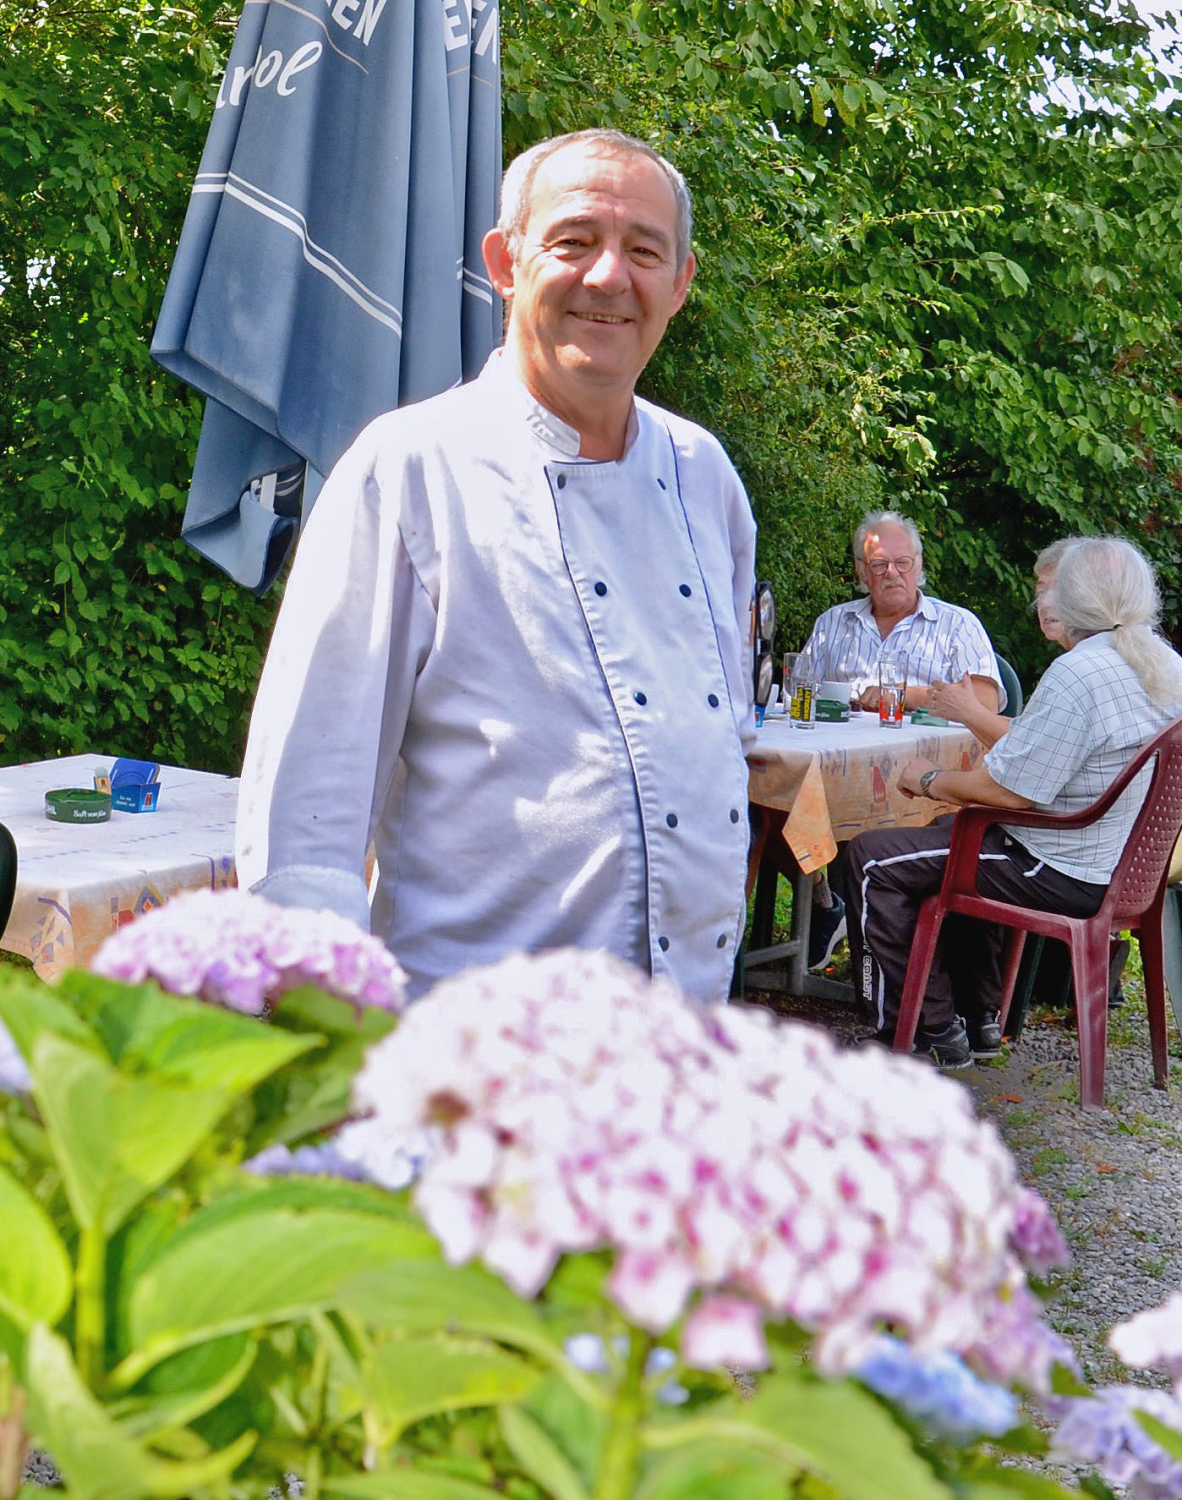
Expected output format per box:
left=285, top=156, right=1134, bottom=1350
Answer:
left=797, top=510, right=1004, bottom=715
left=790, top=510, right=1003, bottom=973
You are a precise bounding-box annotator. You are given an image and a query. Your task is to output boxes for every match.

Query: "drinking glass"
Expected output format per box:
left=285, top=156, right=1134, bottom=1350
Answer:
left=878, top=657, right=907, bottom=728
left=789, top=674, right=819, bottom=730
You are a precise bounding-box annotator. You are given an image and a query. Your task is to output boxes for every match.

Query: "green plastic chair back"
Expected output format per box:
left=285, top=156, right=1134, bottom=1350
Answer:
left=996, top=654, right=1024, bottom=716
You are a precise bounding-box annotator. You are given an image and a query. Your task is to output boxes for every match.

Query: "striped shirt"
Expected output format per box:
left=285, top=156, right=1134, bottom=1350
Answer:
left=797, top=593, right=1005, bottom=707
left=986, top=634, right=1182, bottom=882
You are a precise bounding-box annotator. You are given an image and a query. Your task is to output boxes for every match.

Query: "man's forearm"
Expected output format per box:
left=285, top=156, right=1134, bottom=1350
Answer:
left=925, top=765, right=1031, bottom=809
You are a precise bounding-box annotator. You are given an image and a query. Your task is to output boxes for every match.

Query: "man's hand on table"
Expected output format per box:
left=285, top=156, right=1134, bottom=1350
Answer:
left=898, top=757, right=937, bottom=800
left=856, top=683, right=931, bottom=712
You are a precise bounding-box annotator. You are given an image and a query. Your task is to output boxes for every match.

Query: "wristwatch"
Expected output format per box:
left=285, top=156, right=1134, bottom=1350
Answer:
left=918, top=768, right=942, bottom=799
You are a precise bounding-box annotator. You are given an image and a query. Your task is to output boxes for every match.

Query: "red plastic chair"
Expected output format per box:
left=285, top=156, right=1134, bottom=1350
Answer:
left=892, top=716, right=1182, bottom=1108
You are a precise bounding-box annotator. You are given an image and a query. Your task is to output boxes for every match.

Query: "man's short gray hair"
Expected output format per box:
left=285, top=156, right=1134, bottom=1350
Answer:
left=852, top=510, right=926, bottom=593
left=1051, top=536, right=1182, bottom=707
left=498, top=129, right=694, bottom=271
left=1033, top=537, right=1078, bottom=579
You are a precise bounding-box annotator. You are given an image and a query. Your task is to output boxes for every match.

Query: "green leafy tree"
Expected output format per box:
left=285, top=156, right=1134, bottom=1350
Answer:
left=0, top=0, right=275, bottom=771
left=500, top=0, right=1182, bottom=679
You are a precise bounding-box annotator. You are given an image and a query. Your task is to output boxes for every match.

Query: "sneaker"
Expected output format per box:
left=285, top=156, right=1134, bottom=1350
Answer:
left=913, top=1016, right=974, bottom=1070
left=808, top=893, right=847, bottom=971
left=966, top=1015, right=1003, bottom=1059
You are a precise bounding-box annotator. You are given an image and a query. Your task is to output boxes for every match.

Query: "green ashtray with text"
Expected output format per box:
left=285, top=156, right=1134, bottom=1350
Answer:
left=815, top=699, right=850, bottom=723
left=909, top=708, right=950, bottom=727
left=45, top=788, right=112, bottom=824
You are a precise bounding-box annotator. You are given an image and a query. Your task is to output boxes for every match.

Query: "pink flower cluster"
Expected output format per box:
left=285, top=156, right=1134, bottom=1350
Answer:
left=352, top=948, right=1066, bottom=1385
left=1111, top=1294, right=1182, bottom=1400
left=92, top=889, right=407, bottom=1016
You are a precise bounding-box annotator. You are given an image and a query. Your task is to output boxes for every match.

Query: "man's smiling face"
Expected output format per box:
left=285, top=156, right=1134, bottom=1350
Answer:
left=485, top=142, right=695, bottom=432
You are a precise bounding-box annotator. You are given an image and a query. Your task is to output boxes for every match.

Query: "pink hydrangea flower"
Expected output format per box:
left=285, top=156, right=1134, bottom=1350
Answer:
left=92, top=888, right=407, bottom=1016
left=682, top=1295, right=770, bottom=1372
left=351, top=948, right=1066, bottom=1387
left=1111, top=1294, right=1182, bottom=1400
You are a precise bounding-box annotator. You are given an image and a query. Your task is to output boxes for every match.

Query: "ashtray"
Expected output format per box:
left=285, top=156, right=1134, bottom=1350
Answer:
left=46, top=788, right=112, bottom=824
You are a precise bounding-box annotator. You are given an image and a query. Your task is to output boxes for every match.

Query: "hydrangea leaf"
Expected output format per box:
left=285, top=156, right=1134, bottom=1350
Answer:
left=251, top=986, right=398, bottom=1146
left=634, top=1440, right=793, bottom=1500
left=715, top=1371, right=951, bottom=1500
left=108, top=1333, right=258, bottom=1441
left=1135, top=1411, right=1182, bottom=1464
left=22, top=1324, right=255, bottom=1500
left=124, top=1208, right=437, bottom=1381
left=358, top=1334, right=540, bottom=1447
left=337, top=1257, right=562, bottom=1366
left=499, top=1403, right=590, bottom=1500
left=323, top=1471, right=504, bottom=1498
left=0, top=1164, right=72, bottom=1330
left=57, top=971, right=322, bottom=1091
left=30, top=1032, right=236, bottom=1235
left=0, top=972, right=101, bottom=1065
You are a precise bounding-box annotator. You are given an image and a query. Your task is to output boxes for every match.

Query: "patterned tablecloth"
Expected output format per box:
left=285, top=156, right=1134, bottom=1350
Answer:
left=0, top=754, right=238, bottom=980
left=747, top=712, right=983, bottom=874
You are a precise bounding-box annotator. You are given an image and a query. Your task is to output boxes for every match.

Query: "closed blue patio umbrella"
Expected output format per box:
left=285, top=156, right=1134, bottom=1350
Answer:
left=152, top=0, right=501, bottom=591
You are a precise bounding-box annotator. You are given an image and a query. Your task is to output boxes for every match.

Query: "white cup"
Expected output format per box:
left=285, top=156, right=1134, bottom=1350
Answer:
left=819, top=680, right=849, bottom=704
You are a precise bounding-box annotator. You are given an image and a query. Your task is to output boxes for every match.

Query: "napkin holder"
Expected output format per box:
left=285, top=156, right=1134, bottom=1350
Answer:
left=95, top=758, right=163, bottom=813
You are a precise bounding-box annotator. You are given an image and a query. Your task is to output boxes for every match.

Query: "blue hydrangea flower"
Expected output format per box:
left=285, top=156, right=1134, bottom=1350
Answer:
left=857, top=1335, right=1019, bottom=1442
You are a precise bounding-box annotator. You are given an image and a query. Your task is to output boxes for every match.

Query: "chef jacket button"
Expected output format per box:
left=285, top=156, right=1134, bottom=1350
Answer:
left=729, top=808, right=740, bottom=823
left=658, top=935, right=670, bottom=952
left=707, top=693, right=719, bottom=708
left=679, top=584, right=692, bottom=597
left=594, top=581, right=607, bottom=597
left=634, top=690, right=647, bottom=705
left=657, top=477, right=667, bottom=490
left=556, top=473, right=567, bottom=489
left=666, top=812, right=678, bottom=828
left=716, top=934, right=728, bottom=949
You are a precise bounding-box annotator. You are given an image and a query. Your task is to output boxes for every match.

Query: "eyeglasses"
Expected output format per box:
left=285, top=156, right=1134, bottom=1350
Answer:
left=865, top=556, right=917, bottom=577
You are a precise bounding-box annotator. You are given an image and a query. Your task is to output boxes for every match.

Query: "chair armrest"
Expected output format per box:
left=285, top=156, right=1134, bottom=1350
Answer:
left=941, top=799, right=1101, bottom=893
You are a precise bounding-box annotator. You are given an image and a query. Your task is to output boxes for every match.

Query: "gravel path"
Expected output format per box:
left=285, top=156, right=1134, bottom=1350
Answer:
left=750, top=958, right=1182, bottom=1387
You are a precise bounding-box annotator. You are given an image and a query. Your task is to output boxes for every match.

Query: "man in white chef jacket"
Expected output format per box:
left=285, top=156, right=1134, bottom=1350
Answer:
left=236, top=129, right=758, bottom=1003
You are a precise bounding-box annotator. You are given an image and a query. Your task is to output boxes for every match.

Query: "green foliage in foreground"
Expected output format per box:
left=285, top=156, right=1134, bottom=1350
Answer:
left=0, top=965, right=1088, bottom=1500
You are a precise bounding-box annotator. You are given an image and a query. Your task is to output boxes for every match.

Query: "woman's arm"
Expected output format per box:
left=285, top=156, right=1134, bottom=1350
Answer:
left=928, top=672, right=1011, bottom=748
left=897, top=757, right=1033, bottom=809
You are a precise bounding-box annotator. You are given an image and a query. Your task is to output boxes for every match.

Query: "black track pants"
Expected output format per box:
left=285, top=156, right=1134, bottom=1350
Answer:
left=846, top=815, right=1106, bottom=1032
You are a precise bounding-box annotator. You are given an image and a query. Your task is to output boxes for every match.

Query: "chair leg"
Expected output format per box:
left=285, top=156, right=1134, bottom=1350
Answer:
left=1138, top=909, right=1170, bottom=1091
left=997, top=929, right=1028, bottom=1034
left=1071, top=927, right=1112, bottom=1109
left=893, top=896, right=944, bottom=1053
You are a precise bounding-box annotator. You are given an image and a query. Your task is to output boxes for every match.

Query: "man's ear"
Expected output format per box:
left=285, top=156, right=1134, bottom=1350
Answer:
left=482, top=227, right=516, bottom=300
left=669, top=251, right=696, bottom=318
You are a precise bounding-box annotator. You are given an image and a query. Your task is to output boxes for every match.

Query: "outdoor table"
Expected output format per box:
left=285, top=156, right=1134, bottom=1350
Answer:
left=745, top=712, right=982, bottom=998
left=0, top=754, right=238, bottom=980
